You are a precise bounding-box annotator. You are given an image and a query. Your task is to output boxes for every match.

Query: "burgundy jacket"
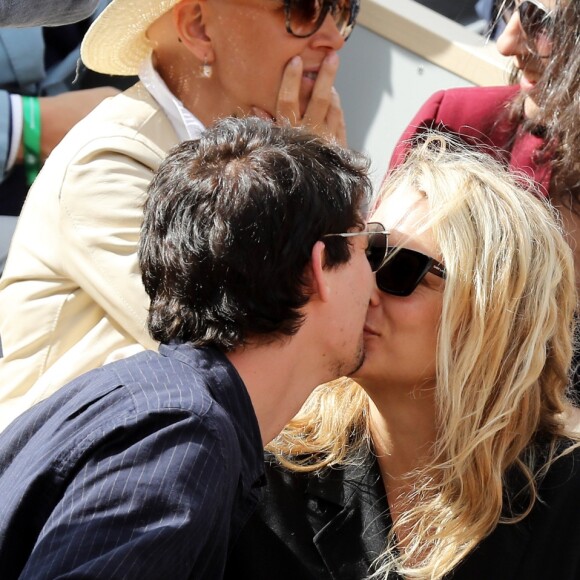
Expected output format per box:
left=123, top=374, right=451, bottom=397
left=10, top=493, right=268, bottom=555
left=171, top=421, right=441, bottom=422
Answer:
left=389, top=85, right=551, bottom=196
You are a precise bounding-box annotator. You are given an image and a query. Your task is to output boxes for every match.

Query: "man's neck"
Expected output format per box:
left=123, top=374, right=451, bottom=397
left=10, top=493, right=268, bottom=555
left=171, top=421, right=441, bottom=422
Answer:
left=226, top=338, right=330, bottom=445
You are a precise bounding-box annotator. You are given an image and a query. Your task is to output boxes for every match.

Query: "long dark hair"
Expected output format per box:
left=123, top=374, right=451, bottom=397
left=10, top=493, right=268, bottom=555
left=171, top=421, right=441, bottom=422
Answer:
left=498, top=0, right=580, bottom=209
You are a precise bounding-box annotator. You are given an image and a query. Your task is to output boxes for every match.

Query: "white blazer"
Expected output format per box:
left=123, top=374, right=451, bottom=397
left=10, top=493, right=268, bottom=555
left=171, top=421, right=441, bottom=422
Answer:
left=0, top=83, right=179, bottom=431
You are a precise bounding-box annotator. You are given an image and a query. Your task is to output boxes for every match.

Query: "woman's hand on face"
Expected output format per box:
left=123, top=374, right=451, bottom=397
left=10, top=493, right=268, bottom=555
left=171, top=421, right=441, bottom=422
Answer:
left=253, top=52, right=347, bottom=147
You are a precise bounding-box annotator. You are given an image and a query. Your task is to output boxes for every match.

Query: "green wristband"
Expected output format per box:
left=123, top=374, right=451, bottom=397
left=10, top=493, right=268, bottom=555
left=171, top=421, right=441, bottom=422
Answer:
left=22, top=96, right=41, bottom=186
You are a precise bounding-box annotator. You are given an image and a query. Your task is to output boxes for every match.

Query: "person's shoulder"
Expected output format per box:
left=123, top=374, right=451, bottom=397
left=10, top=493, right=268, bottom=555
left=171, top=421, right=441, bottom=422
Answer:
left=89, top=83, right=174, bottom=134
left=32, top=82, right=175, bottom=178
left=262, top=452, right=311, bottom=492
left=541, top=438, right=580, bottom=488
left=104, top=347, right=250, bottom=450
left=390, top=85, right=521, bottom=170
left=512, top=439, right=580, bottom=578
left=424, top=85, right=519, bottom=120
left=63, top=82, right=177, bottom=154
left=31, top=82, right=177, bottom=203
left=260, top=451, right=360, bottom=502
left=106, top=349, right=220, bottom=416
left=436, top=85, right=519, bottom=101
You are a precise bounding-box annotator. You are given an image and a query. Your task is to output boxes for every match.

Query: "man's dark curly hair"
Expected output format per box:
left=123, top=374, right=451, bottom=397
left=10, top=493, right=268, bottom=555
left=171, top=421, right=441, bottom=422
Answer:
left=139, top=117, right=371, bottom=350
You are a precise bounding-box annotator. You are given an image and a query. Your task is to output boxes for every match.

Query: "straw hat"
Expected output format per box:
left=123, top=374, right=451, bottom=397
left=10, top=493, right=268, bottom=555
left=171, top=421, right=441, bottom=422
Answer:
left=81, top=0, right=182, bottom=76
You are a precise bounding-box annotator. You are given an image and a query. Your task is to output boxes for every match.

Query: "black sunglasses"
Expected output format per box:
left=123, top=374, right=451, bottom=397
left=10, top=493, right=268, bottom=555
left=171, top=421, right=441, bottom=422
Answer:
left=324, top=222, right=446, bottom=296
left=376, top=245, right=446, bottom=297
left=324, top=222, right=389, bottom=272
left=284, top=0, right=360, bottom=39
left=501, top=0, right=553, bottom=41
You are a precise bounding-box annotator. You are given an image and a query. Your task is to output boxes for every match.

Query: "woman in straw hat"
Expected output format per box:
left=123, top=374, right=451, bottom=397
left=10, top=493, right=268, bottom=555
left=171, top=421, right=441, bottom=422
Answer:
left=0, top=0, right=359, bottom=431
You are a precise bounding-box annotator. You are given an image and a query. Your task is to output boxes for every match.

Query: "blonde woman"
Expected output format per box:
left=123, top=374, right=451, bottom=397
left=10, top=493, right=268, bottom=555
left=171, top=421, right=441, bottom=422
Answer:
left=0, top=0, right=358, bottom=431
left=226, top=135, right=580, bottom=580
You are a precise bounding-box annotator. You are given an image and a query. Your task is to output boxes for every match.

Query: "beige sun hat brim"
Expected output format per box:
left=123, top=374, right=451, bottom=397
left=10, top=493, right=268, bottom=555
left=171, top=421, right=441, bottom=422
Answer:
left=81, top=0, right=182, bottom=76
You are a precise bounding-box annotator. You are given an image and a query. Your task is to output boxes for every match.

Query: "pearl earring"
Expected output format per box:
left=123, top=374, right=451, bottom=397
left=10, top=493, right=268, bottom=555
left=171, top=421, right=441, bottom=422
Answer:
left=200, top=58, right=212, bottom=79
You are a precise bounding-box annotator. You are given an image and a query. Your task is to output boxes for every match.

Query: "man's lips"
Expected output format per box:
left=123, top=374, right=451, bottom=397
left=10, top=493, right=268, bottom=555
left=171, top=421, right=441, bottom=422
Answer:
left=363, top=325, right=380, bottom=337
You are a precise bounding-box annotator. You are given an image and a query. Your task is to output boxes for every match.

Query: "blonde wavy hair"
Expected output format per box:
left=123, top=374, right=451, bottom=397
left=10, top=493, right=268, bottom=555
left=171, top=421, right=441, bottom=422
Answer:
left=267, top=134, right=579, bottom=579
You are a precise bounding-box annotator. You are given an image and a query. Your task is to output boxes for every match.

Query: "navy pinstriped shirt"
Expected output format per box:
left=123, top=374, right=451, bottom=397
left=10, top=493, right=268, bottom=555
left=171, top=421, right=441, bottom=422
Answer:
left=0, top=343, right=265, bottom=579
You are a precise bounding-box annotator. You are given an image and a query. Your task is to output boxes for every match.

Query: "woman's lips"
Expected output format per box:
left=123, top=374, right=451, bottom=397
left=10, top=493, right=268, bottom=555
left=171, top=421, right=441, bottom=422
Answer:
left=520, top=73, right=537, bottom=92
left=301, top=70, right=318, bottom=94
left=518, top=62, right=541, bottom=92
left=302, top=70, right=318, bottom=82
left=299, top=71, right=319, bottom=110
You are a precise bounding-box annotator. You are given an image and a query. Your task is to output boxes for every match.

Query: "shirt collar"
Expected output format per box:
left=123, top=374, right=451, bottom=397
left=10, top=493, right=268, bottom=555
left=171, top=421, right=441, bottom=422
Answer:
left=138, top=56, right=205, bottom=142
left=159, top=343, right=265, bottom=492
left=304, top=444, right=385, bottom=508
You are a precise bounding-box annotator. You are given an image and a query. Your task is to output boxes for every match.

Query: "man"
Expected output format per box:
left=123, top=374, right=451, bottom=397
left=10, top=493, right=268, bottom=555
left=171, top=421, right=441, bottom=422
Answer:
left=0, top=0, right=99, bottom=27
left=0, top=0, right=351, bottom=430
left=0, top=118, right=379, bottom=579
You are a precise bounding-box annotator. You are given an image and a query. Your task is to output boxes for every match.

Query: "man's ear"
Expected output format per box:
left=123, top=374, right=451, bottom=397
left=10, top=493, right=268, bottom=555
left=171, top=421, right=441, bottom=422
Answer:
left=309, top=240, right=331, bottom=303
left=173, top=0, right=215, bottom=63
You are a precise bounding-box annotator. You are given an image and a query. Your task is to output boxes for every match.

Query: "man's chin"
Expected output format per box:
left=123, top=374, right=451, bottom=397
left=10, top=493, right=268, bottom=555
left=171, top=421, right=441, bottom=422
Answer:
left=345, top=346, right=365, bottom=378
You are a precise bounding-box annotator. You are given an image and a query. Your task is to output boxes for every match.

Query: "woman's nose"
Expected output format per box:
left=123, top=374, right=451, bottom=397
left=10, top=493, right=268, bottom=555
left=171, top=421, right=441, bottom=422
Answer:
left=496, top=9, right=529, bottom=57
left=310, top=12, right=347, bottom=51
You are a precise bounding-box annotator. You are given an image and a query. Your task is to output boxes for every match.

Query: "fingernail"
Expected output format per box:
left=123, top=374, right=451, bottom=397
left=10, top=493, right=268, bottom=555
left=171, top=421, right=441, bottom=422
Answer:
left=290, top=55, right=302, bottom=67
left=325, top=52, right=339, bottom=65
